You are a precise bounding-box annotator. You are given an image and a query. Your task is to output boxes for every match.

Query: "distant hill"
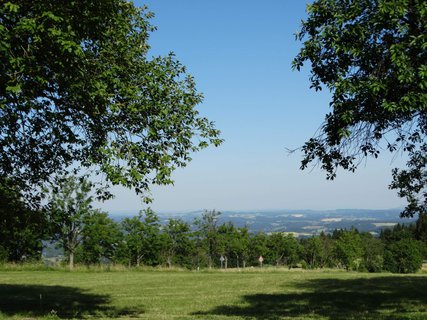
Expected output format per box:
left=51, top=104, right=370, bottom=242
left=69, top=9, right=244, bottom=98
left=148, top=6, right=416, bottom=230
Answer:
left=109, top=208, right=415, bottom=237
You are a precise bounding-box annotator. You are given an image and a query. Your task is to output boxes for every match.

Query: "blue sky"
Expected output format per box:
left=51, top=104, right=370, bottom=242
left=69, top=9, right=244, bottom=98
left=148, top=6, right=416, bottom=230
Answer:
left=97, top=0, right=406, bottom=214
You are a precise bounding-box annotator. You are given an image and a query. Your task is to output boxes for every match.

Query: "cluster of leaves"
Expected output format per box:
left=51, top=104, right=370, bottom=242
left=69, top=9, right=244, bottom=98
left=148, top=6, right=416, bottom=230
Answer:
left=390, top=143, right=427, bottom=217
left=0, top=0, right=222, bottom=204
left=293, top=0, right=426, bottom=216
left=0, top=177, right=47, bottom=262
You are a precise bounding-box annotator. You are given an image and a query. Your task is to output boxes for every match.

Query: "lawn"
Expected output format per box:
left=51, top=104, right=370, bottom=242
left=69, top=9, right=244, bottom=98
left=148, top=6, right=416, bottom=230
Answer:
left=1, top=268, right=427, bottom=319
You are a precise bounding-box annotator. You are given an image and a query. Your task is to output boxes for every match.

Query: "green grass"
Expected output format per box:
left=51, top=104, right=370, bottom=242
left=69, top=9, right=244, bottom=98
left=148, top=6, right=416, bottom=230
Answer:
left=1, top=269, right=427, bottom=319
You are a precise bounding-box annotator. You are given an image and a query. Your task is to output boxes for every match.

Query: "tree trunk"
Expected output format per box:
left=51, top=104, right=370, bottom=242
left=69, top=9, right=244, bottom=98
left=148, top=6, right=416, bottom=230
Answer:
left=243, top=259, right=246, bottom=269
left=69, top=251, right=74, bottom=270
left=224, top=256, right=228, bottom=269
left=236, top=254, right=239, bottom=269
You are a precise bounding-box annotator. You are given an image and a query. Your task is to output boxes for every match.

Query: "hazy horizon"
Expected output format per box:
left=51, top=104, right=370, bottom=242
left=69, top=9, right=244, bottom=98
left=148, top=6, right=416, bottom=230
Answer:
left=105, top=207, right=405, bottom=217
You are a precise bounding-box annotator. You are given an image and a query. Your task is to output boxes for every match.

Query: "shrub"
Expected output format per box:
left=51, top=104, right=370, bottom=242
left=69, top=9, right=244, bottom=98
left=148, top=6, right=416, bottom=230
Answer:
left=383, top=238, right=423, bottom=274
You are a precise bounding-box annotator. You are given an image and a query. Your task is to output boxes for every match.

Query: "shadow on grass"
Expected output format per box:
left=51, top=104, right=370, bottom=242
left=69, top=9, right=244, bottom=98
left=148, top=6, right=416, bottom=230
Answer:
left=194, top=276, right=427, bottom=320
left=0, top=284, right=144, bottom=318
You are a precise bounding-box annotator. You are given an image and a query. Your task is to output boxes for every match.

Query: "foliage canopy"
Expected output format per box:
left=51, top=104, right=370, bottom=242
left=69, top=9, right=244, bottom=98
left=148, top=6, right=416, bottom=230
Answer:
left=0, top=0, right=222, bottom=202
left=0, top=177, right=47, bottom=262
left=293, top=0, right=426, bottom=216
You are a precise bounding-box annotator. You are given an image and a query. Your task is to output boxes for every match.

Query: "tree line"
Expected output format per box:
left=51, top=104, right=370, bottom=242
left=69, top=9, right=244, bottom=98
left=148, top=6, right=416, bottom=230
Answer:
left=1, top=176, right=426, bottom=274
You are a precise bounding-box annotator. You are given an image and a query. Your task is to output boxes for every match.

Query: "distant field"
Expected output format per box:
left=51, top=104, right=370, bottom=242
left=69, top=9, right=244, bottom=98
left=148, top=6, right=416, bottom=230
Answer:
left=1, top=269, right=427, bottom=319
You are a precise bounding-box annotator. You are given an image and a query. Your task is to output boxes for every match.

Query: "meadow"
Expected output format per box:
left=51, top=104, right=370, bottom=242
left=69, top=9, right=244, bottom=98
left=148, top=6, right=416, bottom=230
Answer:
left=1, top=267, right=427, bottom=320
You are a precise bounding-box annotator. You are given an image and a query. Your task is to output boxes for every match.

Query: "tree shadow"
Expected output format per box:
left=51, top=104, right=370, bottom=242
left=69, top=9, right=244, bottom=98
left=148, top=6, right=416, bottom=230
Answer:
left=195, top=276, right=427, bottom=319
left=0, top=284, right=144, bottom=318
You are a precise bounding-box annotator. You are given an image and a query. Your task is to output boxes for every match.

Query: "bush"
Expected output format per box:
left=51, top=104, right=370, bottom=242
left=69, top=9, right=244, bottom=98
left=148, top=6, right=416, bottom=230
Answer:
left=0, top=246, right=7, bottom=263
left=383, top=238, right=423, bottom=274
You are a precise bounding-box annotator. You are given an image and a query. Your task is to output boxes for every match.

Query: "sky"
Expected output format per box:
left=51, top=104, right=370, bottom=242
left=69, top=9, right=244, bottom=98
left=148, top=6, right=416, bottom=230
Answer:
left=97, top=0, right=407, bottom=214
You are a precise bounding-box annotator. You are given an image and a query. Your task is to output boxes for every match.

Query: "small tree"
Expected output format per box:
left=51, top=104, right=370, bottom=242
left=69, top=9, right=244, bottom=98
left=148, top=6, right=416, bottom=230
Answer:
left=216, top=222, right=250, bottom=269
left=360, top=233, right=384, bottom=273
left=282, top=234, right=302, bottom=269
left=121, top=209, right=162, bottom=267
left=383, top=238, right=423, bottom=274
left=302, top=236, right=325, bottom=269
left=78, top=210, right=122, bottom=265
left=231, top=226, right=250, bottom=269
left=194, top=210, right=221, bottom=268
left=47, top=175, right=94, bottom=269
left=249, top=232, right=269, bottom=266
left=267, top=233, right=287, bottom=266
left=318, top=232, right=335, bottom=268
left=162, top=218, right=193, bottom=268
left=333, top=230, right=363, bottom=271
left=267, top=233, right=301, bottom=268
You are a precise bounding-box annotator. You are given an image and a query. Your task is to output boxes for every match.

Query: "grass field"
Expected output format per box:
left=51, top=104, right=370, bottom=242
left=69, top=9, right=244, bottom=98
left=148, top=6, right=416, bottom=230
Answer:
left=1, top=268, right=427, bottom=319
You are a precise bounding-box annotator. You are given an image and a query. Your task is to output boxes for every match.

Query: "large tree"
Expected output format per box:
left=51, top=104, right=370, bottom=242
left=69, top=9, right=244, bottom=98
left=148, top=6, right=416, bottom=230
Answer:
left=293, top=0, right=426, bottom=216
left=0, top=0, right=222, bottom=203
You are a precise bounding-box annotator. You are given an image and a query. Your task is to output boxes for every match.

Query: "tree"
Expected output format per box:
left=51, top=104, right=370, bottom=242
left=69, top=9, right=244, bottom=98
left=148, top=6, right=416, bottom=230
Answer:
left=217, top=222, right=235, bottom=269
left=0, top=178, right=47, bottom=262
left=333, top=230, right=363, bottom=271
left=215, top=222, right=250, bottom=269
left=230, top=226, right=250, bottom=269
left=267, top=233, right=288, bottom=266
left=0, top=0, right=222, bottom=204
left=77, top=210, right=122, bottom=265
left=249, top=232, right=269, bottom=266
left=162, top=218, right=193, bottom=268
left=318, top=232, right=335, bottom=268
left=282, top=234, right=302, bottom=268
left=383, top=238, right=423, bottom=273
left=293, top=0, right=426, bottom=216
left=267, top=233, right=301, bottom=268
left=121, top=209, right=162, bottom=267
left=194, top=210, right=221, bottom=268
left=47, top=175, right=94, bottom=269
left=302, top=236, right=325, bottom=269
left=360, top=232, right=384, bottom=272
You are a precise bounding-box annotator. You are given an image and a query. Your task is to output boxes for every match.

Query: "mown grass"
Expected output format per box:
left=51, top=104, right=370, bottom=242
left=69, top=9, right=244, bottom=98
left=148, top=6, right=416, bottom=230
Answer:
left=0, top=268, right=427, bottom=319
